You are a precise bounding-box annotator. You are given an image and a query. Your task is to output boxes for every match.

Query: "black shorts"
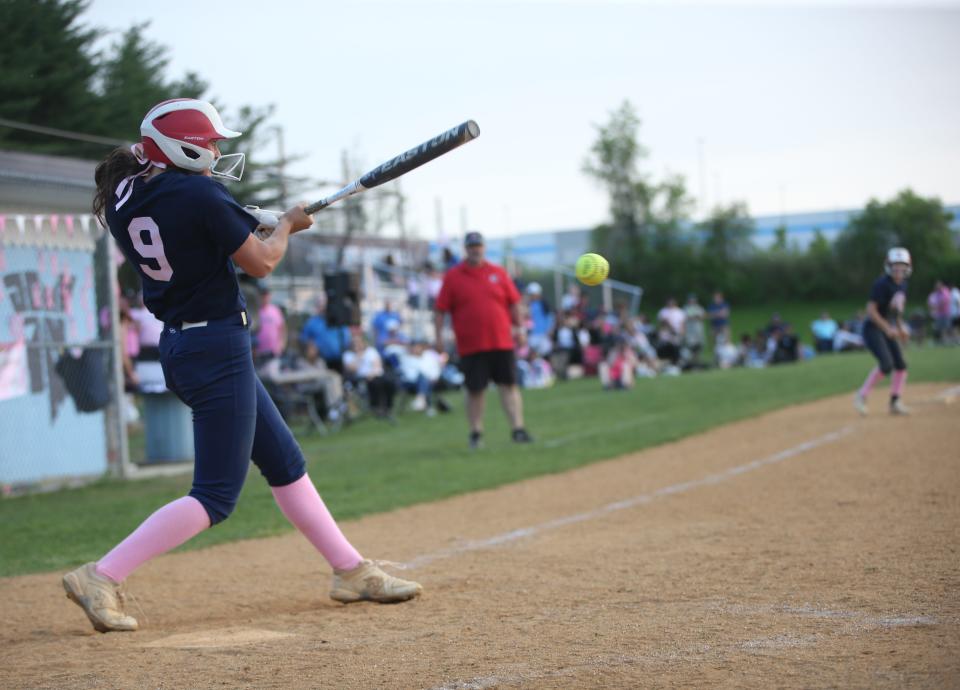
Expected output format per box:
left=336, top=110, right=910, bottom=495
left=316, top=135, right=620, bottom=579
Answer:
left=460, top=349, right=518, bottom=392
left=863, top=321, right=906, bottom=373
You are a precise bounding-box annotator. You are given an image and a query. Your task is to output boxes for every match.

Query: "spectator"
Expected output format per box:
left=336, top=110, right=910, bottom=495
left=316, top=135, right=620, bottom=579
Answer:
left=707, top=291, right=730, bottom=344
left=343, top=334, right=395, bottom=419
left=714, top=332, right=741, bottom=370
left=256, top=286, right=286, bottom=360
left=623, top=316, right=659, bottom=368
left=771, top=324, right=800, bottom=364
left=393, top=340, right=447, bottom=415
left=561, top=283, right=582, bottom=316
left=833, top=319, right=865, bottom=352
left=951, top=282, right=960, bottom=338
left=655, top=298, right=685, bottom=364
left=748, top=329, right=770, bottom=367
left=300, top=296, right=351, bottom=372
left=129, top=293, right=163, bottom=361
left=516, top=345, right=555, bottom=389
left=129, top=292, right=166, bottom=392
left=434, top=231, right=534, bottom=449
left=598, top=337, right=638, bottom=390
left=371, top=300, right=403, bottom=351
left=260, top=341, right=344, bottom=425
left=929, top=280, right=952, bottom=343
left=811, top=311, right=838, bottom=353
left=765, top=312, right=786, bottom=337
left=525, top=282, right=555, bottom=356
left=551, top=313, right=582, bottom=379
left=441, top=246, right=459, bottom=272
left=682, top=294, right=706, bottom=364
left=849, top=310, right=867, bottom=336
left=425, top=262, right=443, bottom=310
left=118, top=303, right=141, bottom=423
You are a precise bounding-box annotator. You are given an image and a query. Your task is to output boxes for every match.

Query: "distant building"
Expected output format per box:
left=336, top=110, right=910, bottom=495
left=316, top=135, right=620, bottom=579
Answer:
left=432, top=204, right=960, bottom=268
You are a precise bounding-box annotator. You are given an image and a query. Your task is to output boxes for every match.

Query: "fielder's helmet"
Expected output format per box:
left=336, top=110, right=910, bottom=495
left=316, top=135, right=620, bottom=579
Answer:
left=884, top=247, right=912, bottom=277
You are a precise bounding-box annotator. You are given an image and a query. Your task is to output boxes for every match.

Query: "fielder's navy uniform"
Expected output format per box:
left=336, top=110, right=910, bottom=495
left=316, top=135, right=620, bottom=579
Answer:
left=108, top=171, right=305, bottom=524
left=863, top=274, right=907, bottom=375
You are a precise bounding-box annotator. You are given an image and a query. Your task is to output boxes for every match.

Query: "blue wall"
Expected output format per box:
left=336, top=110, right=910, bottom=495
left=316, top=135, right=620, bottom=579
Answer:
left=0, top=245, right=107, bottom=484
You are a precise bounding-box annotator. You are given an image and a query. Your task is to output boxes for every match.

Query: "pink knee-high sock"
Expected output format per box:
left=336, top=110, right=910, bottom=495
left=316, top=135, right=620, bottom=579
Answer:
left=891, top=369, right=907, bottom=397
left=271, top=474, right=363, bottom=571
left=96, top=496, right=211, bottom=583
left=859, top=367, right=885, bottom=398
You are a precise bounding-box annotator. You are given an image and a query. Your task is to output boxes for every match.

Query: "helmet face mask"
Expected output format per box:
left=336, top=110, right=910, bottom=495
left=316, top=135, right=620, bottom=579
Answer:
left=140, top=98, right=245, bottom=181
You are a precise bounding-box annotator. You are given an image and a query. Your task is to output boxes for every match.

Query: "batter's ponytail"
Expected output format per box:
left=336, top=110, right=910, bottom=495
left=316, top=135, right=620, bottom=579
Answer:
left=93, top=147, right=142, bottom=225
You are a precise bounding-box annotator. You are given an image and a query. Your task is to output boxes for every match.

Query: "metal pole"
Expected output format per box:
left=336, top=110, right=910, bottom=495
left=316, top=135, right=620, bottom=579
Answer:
left=554, top=268, right=564, bottom=314
left=106, top=236, right=131, bottom=478
left=276, top=126, right=289, bottom=208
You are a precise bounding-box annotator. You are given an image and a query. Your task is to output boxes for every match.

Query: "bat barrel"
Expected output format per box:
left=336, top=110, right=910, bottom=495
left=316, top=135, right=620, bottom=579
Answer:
left=304, top=119, right=480, bottom=216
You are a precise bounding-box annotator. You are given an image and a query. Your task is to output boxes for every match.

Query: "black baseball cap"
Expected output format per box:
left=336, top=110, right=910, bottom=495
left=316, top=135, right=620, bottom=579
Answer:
left=464, top=231, right=484, bottom=246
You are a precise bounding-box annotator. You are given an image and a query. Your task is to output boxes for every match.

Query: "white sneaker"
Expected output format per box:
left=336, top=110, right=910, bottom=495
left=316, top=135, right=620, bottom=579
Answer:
left=854, top=392, right=868, bottom=416
left=62, top=563, right=139, bottom=632
left=410, top=394, right=427, bottom=412
left=890, top=399, right=911, bottom=416
left=330, top=560, right=422, bottom=603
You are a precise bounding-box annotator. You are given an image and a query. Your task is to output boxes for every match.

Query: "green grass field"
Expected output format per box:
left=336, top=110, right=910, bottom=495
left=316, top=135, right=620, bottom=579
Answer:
left=2, top=345, right=957, bottom=578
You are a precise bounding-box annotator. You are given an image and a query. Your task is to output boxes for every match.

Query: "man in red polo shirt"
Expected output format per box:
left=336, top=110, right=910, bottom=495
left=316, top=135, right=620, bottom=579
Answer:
left=434, top=232, right=534, bottom=449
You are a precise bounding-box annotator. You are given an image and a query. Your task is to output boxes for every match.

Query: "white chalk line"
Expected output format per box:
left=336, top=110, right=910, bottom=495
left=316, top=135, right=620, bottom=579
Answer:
left=423, top=385, right=958, bottom=690
left=402, top=425, right=855, bottom=570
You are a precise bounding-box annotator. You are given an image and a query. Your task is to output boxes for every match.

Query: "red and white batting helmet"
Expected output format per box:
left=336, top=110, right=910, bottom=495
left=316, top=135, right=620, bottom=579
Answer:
left=140, top=98, right=245, bottom=180
left=884, top=247, right=912, bottom=277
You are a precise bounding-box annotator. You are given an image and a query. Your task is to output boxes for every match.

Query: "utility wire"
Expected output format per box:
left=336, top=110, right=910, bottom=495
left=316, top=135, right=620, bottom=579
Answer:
left=0, top=117, right=128, bottom=147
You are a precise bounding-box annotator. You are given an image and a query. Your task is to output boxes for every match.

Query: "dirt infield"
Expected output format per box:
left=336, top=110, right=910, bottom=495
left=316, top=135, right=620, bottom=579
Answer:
left=2, top=383, right=958, bottom=689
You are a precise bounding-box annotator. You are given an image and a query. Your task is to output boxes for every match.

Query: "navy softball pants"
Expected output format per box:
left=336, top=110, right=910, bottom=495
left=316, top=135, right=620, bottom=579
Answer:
left=862, top=321, right=907, bottom=374
left=159, top=313, right=306, bottom=525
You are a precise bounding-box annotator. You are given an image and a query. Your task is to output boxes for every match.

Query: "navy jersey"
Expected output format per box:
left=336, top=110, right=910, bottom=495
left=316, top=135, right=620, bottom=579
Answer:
left=107, top=171, right=257, bottom=324
left=868, top=274, right=907, bottom=319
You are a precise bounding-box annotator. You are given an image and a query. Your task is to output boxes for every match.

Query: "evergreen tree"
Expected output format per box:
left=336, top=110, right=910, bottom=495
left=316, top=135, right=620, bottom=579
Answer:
left=0, top=0, right=101, bottom=154
left=94, top=23, right=207, bottom=142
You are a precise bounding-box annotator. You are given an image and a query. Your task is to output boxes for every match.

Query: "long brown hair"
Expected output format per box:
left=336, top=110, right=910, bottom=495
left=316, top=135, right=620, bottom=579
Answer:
left=93, top=147, right=143, bottom=225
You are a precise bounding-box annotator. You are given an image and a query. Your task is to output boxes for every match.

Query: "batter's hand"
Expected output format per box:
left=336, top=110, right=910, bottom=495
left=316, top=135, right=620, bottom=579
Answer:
left=283, top=204, right=314, bottom=233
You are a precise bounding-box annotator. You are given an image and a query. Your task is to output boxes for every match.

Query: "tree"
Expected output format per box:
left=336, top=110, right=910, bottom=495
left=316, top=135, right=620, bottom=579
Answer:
left=582, top=101, right=694, bottom=292
left=695, top=202, right=755, bottom=299
left=0, top=0, right=101, bottom=154
left=835, top=189, right=957, bottom=292
left=771, top=225, right=788, bottom=253
left=94, top=23, right=207, bottom=142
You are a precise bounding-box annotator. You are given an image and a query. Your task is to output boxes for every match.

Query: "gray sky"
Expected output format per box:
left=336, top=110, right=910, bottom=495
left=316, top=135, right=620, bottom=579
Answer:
left=83, top=1, right=960, bottom=239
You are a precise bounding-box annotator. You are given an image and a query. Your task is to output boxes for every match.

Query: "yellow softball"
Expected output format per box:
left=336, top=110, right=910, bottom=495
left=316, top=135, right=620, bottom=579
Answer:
left=575, top=253, right=609, bottom=286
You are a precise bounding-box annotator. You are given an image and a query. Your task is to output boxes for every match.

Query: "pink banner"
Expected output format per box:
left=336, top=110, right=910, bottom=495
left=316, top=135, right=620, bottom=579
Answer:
left=0, top=340, right=28, bottom=402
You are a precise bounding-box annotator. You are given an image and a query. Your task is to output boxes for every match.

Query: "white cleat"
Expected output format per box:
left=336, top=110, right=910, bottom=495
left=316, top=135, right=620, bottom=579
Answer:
left=890, top=399, right=911, bottom=416
left=854, top=392, right=868, bottom=416
left=330, top=559, right=422, bottom=603
left=62, top=562, right=139, bottom=633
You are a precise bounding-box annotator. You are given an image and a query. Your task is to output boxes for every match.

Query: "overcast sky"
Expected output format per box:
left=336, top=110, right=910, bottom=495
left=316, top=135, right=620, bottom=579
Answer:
left=82, top=0, right=960, bottom=240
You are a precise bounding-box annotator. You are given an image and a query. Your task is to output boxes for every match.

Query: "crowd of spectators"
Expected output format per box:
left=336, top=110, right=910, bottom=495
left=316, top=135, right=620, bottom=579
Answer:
left=115, top=263, right=960, bottom=431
